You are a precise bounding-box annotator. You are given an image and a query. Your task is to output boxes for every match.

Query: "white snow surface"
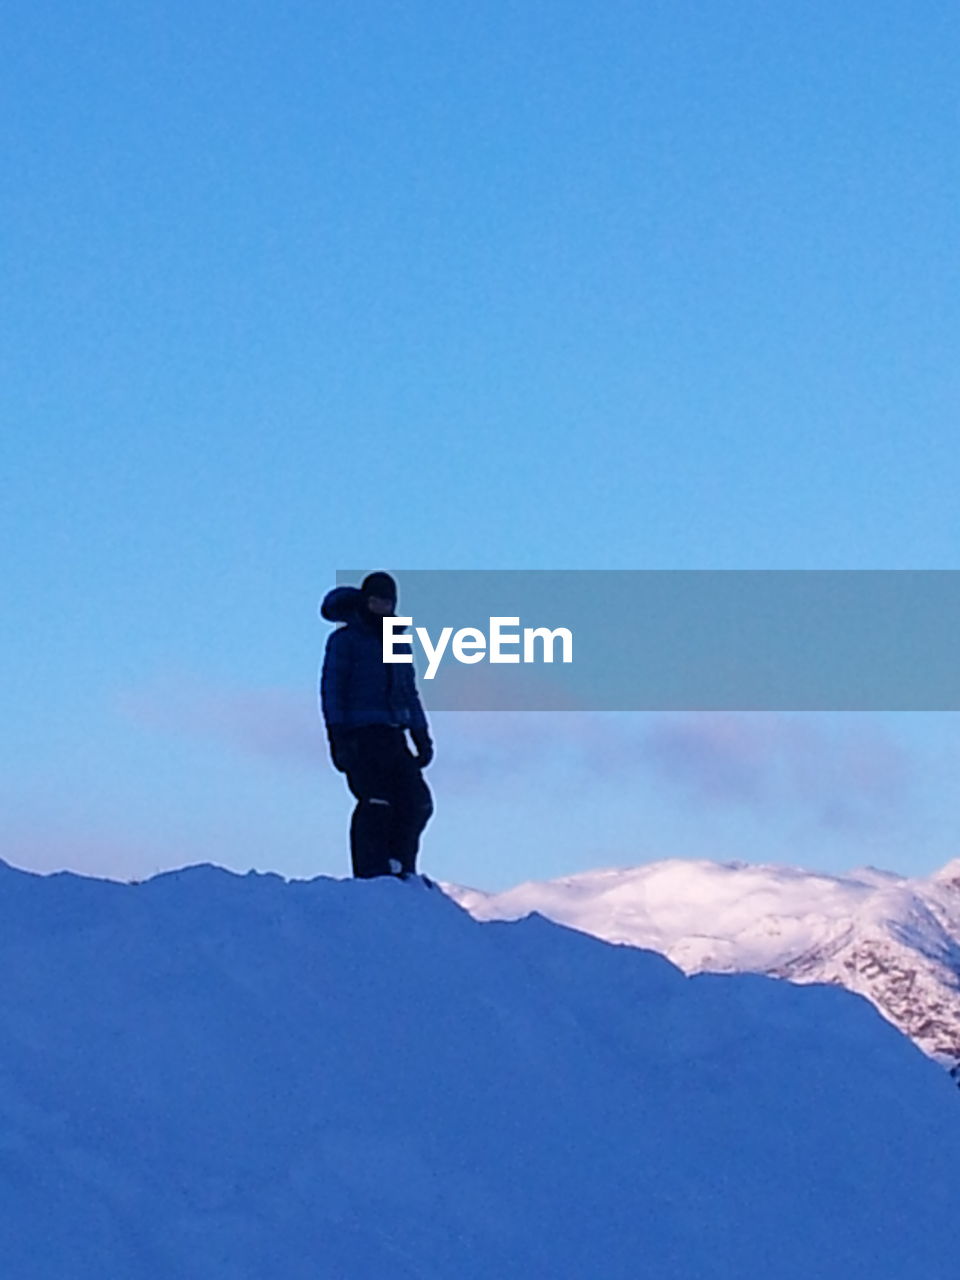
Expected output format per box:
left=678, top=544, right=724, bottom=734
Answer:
left=448, top=857, right=960, bottom=1065
left=1, top=857, right=958, bottom=1279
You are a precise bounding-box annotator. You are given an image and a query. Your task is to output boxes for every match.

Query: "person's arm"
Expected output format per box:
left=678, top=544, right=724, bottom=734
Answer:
left=402, top=663, right=433, bottom=767
left=320, top=630, right=356, bottom=771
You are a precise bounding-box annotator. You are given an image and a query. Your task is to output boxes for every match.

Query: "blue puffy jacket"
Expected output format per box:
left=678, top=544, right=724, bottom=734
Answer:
left=318, top=586, right=429, bottom=732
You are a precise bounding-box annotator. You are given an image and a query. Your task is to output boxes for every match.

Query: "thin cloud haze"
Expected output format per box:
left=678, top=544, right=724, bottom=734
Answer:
left=118, top=679, right=324, bottom=767
left=639, top=712, right=913, bottom=834
left=117, top=681, right=917, bottom=847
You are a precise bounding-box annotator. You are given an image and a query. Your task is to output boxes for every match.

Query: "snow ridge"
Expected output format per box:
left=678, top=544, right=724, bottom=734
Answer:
left=0, top=857, right=958, bottom=1278
left=447, top=858, right=960, bottom=1067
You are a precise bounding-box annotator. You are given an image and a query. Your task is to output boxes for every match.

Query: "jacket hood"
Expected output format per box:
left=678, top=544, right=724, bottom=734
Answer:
left=318, top=585, right=364, bottom=623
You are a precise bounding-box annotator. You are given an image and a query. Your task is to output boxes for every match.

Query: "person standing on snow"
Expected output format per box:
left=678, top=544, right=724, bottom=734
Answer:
left=318, top=572, right=434, bottom=879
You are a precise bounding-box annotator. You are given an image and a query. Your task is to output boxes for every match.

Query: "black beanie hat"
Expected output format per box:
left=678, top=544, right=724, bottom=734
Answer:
left=361, top=571, right=397, bottom=602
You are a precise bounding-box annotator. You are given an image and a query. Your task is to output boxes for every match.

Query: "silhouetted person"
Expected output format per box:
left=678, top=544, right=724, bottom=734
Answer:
left=318, top=572, right=434, bottom=879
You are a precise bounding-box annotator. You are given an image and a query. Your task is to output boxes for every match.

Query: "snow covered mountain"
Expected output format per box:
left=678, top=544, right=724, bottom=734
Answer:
left=449, top=858, right=960, bottom=1069
left=1, top=857, right=958, bottom=1278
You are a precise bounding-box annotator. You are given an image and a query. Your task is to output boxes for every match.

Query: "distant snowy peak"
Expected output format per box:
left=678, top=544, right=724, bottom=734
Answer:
left=446, top=858, right=960, bottom=1067
left=931, top=858, right=960, bottom=890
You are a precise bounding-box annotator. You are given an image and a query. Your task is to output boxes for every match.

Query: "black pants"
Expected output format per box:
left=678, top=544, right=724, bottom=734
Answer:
left=344, top=726, right=433, bottom=879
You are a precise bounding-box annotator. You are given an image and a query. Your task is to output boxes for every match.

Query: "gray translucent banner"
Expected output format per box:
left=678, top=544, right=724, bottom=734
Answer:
left=336, top=571, right=960, bottom=710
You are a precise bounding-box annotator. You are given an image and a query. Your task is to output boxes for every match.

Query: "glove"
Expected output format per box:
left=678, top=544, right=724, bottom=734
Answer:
left=410, top=727, right=434, bottom=769
left=327, top=726, right=356, bottom=773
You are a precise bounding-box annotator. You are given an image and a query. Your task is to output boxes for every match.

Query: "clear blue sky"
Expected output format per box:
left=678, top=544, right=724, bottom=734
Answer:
left=3, top=1, right=959, bottom=888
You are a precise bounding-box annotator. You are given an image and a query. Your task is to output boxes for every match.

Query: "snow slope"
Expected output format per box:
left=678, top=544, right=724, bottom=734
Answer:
left=0, top=858, right=958, bottom=1279
left=450, top=858, right=960, bottom=1066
